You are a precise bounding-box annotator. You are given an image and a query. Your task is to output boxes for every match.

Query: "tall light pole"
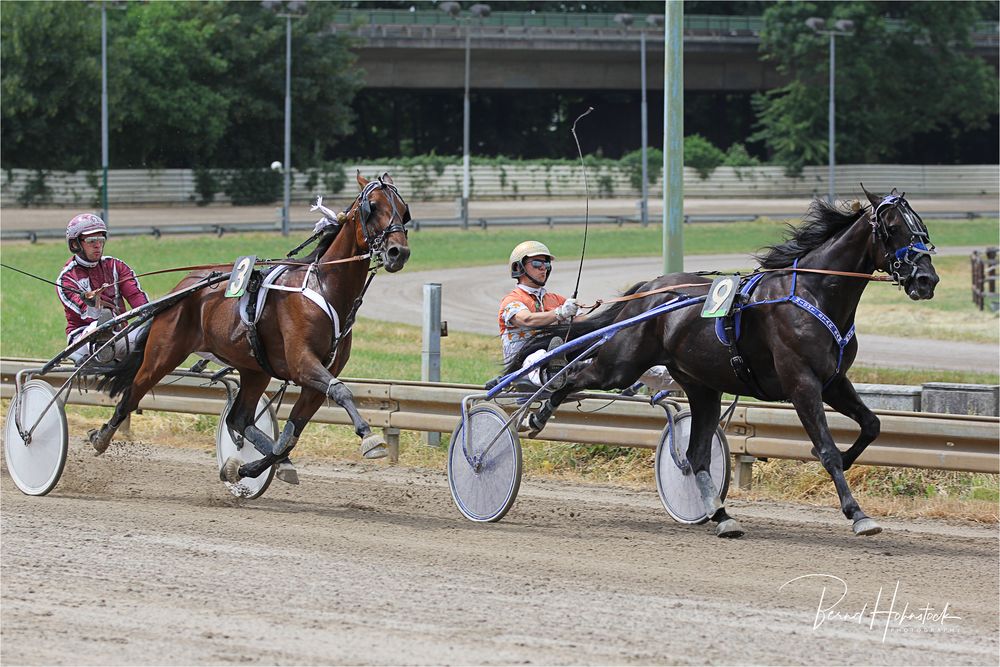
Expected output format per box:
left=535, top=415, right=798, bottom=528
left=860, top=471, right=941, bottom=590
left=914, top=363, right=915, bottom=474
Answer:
left=615, top=12, right=652, bottom=227
left=806, top=17, right=855, bottom=204
left=100, top=2, right=109, bottom=223
left=90, top=1, right=124, bottom=221
left=663, top=1, right=683, bottom=274
left=263, top=0, right=306, bottom=236
left=441, top=2, right=491, bottom=229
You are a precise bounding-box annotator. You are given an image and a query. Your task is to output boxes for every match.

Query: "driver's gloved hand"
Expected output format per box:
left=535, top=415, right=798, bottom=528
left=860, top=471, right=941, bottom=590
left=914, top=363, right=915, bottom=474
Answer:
left=554, top=298, right=579, bottom=322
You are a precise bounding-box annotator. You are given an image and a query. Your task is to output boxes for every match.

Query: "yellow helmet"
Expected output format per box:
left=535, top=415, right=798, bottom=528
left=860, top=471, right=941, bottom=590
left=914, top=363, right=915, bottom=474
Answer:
left=509, top=240, right=554, bottom=279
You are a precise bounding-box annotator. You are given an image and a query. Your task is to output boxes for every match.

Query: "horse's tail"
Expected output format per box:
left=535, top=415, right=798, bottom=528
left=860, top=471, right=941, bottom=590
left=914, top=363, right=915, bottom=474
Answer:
left=94, top=325, right=150, bottom=399
left=503, top=282, right=645, bottom=374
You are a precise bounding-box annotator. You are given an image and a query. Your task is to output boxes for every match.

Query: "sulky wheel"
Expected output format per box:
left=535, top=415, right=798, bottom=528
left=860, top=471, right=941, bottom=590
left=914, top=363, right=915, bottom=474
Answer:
left=654, top=409, right=731, bottom=524
left=4, top=380, right=68, bottom=496
left=448, top=403, right=522, bottom=522
left=216, top=394, right=278, bottom=499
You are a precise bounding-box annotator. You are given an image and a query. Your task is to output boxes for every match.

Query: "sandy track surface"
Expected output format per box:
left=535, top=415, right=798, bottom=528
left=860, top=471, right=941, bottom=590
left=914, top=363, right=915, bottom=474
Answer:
left=2, top=441, right=997, bottom=665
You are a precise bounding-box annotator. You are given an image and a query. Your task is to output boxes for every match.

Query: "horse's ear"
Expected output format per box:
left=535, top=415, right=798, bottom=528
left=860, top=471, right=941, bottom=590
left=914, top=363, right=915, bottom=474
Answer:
left=890, top=187, right=900, bottom=196
left=381, top=172, right=394, bottom=185
left=356, top=170, right=369, bottom=188
left=860, top=182, right=880, bottom=207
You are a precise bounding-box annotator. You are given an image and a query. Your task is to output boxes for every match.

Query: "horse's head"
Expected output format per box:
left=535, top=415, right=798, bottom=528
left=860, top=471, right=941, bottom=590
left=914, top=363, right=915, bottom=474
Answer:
left=862, top=184, right=939, bottom=300
left=351, top=171, right=411, bottom=273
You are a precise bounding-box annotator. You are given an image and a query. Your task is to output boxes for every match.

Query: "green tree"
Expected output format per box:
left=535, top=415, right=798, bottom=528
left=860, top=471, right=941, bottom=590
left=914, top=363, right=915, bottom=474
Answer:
left=751, top=1, right=998, bottom=170
left=111, top=2, right=230, bottom=167
left=1, top=1, right=362, bottom=171
left=1, top=2, right=101, bottom=171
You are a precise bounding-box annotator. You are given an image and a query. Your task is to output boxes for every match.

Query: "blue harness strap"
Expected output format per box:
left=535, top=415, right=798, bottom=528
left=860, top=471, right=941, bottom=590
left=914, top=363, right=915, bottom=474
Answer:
left=717, top=259, right=856, bottom=392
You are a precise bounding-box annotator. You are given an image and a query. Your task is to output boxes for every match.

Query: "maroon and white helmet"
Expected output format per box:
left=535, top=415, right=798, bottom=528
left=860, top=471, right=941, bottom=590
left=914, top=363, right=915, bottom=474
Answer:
left=66, top=213, right=107, bottom=241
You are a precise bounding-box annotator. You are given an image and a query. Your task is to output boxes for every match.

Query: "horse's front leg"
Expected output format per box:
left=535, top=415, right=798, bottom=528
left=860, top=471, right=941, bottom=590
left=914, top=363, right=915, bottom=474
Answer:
left=323, top=377, right=386, bottom=459
left=683, top=384, right=744, bottom=538
left=822, top=375, right=880, bottom=471
left=789, top=378, right=881, bottom=536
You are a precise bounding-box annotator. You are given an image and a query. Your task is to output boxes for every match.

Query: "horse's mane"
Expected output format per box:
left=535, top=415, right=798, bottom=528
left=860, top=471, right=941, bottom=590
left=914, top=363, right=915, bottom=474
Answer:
left=290, top=224, right=342, bottom=264
left=755, top=199, right=866, bottom=269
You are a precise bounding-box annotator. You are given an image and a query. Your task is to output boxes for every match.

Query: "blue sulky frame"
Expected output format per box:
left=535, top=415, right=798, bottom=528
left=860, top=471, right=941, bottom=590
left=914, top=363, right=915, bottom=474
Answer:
left=457, top=293, right=708, bottom=473
left=447, top=292, right=732, bottom=524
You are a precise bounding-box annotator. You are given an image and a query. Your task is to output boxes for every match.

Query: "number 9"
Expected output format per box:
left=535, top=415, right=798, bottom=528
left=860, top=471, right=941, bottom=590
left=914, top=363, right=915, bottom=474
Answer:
left=709, top=279, right=733, bottom=312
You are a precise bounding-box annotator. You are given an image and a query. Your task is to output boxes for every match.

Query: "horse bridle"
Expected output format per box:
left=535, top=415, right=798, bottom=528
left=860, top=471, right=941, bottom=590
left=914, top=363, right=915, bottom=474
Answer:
left=355, top=178, right=410, bottom=263
left=869, top=193, right=935, bottom=285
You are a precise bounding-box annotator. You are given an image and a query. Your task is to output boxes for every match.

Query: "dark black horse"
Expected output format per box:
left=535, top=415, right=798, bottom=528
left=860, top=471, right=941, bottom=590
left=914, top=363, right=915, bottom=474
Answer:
left=508, top=187, right=939, bottom=538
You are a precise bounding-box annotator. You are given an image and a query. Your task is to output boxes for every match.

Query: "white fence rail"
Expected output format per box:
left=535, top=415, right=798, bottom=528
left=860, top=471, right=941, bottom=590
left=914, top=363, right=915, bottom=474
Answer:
left=2, top=164, right=997, bottom=208
left=2, top=359, right=996, bottom=477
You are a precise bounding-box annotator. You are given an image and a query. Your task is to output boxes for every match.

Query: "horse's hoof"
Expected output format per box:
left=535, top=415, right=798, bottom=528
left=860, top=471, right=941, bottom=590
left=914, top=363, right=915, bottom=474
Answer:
left=220, top=457, right=242, bottom=484
left=518, top=413, right=544, bottom=438
left=716, top=518, right=745, bottom=539
left=275, top=461, right=299, bottom=485
left=853, top=517, right=882, bottom=536
left=361, top=434, right=387, bottom=460
left=89, top=428, right=109, bottom=456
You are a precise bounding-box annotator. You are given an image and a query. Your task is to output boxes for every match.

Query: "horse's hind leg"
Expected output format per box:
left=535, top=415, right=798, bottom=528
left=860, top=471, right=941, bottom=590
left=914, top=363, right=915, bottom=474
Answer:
left=223, top=371, right=275, bottom=458
left=225, top=387, right=325, bottom=482
left=685, top=385, right=744, bottom=538
left=90, top=323, right=192, bottom=455
left=822, top=376, right=880, bottom=471
left=790, top=382, right=881, bottom=536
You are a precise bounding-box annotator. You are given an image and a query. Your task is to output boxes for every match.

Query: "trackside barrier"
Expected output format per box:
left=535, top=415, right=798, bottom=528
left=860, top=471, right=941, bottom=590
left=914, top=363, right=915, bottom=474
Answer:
left=1, top=359, right=997, bottom=477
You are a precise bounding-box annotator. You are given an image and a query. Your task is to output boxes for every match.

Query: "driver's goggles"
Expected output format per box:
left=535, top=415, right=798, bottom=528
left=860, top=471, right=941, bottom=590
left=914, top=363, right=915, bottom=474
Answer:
left=528, top=259, right=552, bottom=269
left=81, top=235, right=107, bottom=246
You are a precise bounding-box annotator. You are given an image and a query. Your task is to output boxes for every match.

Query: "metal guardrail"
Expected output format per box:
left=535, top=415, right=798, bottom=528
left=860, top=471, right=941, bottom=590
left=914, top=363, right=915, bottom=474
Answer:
left=2, top=359, right=996, bottom=475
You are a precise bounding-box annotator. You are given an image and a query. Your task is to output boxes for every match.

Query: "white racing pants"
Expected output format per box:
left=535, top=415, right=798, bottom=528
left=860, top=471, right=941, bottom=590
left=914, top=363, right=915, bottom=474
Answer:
left=519, top=349, right=675, bottom=393
left=67, top=322, right=147, bottom=366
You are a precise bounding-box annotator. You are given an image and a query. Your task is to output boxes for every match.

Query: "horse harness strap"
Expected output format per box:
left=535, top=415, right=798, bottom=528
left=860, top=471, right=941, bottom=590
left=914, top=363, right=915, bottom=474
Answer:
left=241, top=263, right=346, bottom=380
left=325, top=268, right=378, bottom=367
left=717, top=259, right=856, bottom=398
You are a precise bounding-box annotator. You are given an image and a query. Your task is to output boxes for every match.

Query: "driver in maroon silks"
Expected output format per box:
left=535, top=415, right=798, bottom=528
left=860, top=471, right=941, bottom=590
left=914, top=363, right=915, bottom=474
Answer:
left=57, top=213, right=149, bottom=365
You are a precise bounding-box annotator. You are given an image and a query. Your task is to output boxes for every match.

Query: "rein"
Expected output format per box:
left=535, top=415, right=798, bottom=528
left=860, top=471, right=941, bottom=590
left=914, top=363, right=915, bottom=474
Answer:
left=581, top=267, right=892, bottom=310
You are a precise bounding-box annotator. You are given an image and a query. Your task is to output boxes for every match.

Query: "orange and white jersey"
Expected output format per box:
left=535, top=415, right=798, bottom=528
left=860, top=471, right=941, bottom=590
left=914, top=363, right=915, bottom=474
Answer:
left=498, top=285, right=566, bottom=362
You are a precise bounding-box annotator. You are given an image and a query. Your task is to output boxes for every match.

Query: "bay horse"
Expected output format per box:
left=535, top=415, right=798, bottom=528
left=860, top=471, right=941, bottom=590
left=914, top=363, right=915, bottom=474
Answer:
left=509, top=187, right=938, bottom=538
left=91, top=172, right=411, bottom=484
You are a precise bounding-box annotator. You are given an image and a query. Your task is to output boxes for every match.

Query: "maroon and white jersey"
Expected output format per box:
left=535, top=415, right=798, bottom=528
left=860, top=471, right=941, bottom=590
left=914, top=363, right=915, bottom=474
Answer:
left=57, top=255, right=149, bottom=338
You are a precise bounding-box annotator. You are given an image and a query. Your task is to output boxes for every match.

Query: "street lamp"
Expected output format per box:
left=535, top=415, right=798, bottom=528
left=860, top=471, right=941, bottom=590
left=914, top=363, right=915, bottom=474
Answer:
left=89, top=1, right=125, bottom=223
left=806, top=17, right=855, bottom=204
left=441, top=2, right=491, bottom=229
left=263, top=0, right=306, bottom=236
left=616, top=12, right=660, bottom=227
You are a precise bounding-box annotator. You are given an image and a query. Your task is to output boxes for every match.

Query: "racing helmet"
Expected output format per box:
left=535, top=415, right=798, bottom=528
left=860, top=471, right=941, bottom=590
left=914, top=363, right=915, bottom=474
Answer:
left=509, top=240, right=554, bottom=279
left=66, top=213, right=108, bottom=254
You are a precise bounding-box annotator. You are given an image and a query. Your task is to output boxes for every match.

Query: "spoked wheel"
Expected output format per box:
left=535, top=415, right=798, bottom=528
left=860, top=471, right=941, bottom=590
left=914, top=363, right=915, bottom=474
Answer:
left=3, top=380, right=68, bottom=496
left=654, top=409, right=731, bottom=525
left=216, top=394, right=278, bottom=499
left=448, top=403, right=522, bottom=522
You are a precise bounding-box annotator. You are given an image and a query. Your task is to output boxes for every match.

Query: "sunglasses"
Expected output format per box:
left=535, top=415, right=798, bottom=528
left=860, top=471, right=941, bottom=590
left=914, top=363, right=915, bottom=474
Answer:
left=82, top=236, right=107, bottom=246
left=528, top=259, right=551, bottom=269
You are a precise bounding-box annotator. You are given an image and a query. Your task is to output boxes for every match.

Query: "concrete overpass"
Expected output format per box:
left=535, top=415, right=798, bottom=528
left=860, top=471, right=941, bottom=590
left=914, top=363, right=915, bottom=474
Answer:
left=331, top=9, right=999, bottom=92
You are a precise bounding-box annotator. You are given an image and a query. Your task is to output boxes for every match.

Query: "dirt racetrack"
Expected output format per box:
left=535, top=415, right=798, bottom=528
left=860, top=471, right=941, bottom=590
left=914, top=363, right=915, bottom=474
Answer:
left=2, top=439, right=998, bottom=666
